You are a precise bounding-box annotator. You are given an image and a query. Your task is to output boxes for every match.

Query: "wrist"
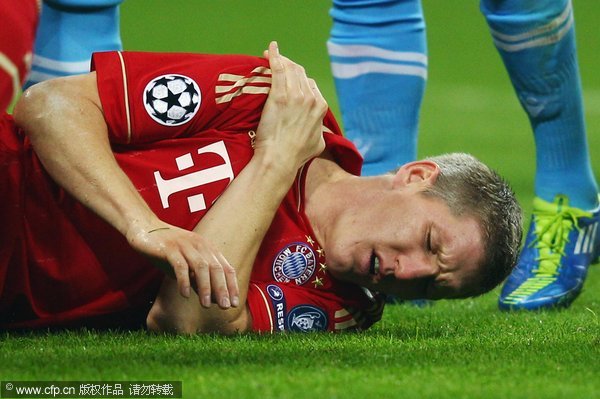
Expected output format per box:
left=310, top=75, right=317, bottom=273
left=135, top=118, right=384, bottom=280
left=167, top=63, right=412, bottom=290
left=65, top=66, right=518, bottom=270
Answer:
left=252, top=147, right=302, bottom=181
left=121, top=210, right=163, bottom=240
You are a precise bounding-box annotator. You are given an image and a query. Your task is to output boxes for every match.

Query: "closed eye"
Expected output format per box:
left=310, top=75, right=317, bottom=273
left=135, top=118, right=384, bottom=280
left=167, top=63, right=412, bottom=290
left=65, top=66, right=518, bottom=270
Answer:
left=426, top=227, right=432, bottom=252
left=426, top=226, right=437, bottom=255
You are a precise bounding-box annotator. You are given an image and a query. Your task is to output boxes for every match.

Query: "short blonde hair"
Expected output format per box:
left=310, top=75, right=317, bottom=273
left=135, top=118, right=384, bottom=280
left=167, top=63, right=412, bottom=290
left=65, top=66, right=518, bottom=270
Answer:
left=421, top=153, right=523, bottom=296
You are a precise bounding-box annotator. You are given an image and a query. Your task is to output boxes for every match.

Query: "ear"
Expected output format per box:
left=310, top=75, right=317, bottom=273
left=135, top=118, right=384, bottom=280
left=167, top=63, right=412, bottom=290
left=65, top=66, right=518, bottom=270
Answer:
left=392, top=160, right=440, bottom=188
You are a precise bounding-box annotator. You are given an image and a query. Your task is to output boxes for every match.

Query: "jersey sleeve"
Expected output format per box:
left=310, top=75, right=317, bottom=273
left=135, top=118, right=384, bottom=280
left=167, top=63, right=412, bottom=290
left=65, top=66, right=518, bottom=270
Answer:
left=247, top=282, right=384, bottom=333
left=321, top=111, right=363, bottom=177
left=91, top=51, right=271, bottom=144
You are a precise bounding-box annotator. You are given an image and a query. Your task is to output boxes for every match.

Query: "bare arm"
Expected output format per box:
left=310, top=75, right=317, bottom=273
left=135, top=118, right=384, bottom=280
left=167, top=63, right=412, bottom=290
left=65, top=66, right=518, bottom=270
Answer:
left=13, top=71, right=237, bottom=307
left=147, top=42, right=327, bottom=334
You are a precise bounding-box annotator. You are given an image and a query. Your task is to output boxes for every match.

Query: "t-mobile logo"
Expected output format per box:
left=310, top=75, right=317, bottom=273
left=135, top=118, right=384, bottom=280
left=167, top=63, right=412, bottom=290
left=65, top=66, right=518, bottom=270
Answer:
left=154, top=141, right=234, bottom=213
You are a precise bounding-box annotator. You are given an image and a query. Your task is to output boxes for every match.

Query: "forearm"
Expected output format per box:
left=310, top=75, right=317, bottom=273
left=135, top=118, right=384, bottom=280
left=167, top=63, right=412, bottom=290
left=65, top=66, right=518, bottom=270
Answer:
left=149, top=153, right=298, bottom=334
left=14, top=73, right=157, bottom=236
left=15, top=74, right=236, bottom=300
left=194, top=153, right=299, bottom=330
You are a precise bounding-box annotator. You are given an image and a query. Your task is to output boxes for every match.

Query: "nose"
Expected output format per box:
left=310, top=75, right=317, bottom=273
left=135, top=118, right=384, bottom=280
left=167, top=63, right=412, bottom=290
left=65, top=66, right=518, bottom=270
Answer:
left=390, top=254, right=438, bottom=280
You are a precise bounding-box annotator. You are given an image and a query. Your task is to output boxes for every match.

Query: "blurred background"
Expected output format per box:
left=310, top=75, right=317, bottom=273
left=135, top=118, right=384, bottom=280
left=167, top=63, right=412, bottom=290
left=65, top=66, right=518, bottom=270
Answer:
left=120, top=0, right=600, bottom=214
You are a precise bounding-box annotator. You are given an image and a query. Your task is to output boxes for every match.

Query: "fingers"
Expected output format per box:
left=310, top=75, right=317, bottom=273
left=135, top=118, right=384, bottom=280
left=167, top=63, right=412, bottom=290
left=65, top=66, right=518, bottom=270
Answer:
left=191, top=254, right=212, bottom=308
left=166, top=251, right=192, bottom=299
left=268, top=41, right=285, bottom=98
left=282, top=56, right=310, bottom=101
left=209, top=261, right=230, bottom=309
left=268, top=41, right=309, bottom=103
left=263, top=40, right=277, bottom=60
left=293, top=64, right=311, bottom=101
left=305, top=78, right=328, bottom=130
left=217, top=251, right=240, bottom=307
left=308, top=78, right=327, bottom=113
left=258, top=41, right=328, bottom=166
left=131, top=223, right=239, bottom=309
left=266, top=42, right=327, bottom=117
left=180, top=242, right=238, bottom=310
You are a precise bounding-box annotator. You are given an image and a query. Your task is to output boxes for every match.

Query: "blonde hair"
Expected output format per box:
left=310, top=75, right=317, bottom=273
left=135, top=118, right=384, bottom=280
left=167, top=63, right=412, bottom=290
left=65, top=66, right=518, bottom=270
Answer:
left=421, top=153, right=523, bottom=296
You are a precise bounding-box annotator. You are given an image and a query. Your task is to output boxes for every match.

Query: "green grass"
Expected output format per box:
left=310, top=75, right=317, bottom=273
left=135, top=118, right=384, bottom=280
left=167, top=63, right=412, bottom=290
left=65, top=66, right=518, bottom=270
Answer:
left=2, top=1, right=600, bottom=398
left=2, top=268, right=599, bottom=398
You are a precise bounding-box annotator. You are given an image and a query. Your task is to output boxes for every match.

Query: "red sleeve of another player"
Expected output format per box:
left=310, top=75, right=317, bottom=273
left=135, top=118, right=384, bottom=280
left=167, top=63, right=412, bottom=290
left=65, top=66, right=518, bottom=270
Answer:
left=91, top=51, right=270, bottom=144
left=247, top=282, right=366, bottom=333
left=0, top=0, right=38, bottom=111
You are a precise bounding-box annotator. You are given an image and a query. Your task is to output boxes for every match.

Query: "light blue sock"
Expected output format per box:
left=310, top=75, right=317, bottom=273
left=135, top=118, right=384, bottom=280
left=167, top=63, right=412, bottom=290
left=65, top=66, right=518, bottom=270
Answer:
left=481, top=0, right=598, bottom=209
left=25, top=0, right=123, bottom=88
left=328, top=0, right=426, bottom=176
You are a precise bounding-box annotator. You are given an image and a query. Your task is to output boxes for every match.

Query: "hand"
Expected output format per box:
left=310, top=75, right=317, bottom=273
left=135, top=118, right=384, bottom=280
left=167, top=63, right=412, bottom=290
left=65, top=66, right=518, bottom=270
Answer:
left=254, top=41, right=327, bottom=174
left=126, top=220, right=239, bottom=309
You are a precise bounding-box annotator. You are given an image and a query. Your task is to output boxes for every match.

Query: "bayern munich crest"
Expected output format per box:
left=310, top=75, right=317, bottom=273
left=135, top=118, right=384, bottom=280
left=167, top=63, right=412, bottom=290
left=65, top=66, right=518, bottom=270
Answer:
left=143, top=74, right=201, bottom=126
left=272, top=243, right=316, bottom=285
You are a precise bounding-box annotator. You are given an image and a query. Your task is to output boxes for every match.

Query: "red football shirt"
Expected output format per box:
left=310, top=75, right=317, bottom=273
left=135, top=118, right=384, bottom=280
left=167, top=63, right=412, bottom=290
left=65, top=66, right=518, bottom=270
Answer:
left=0, top=51, right=384, bottom=332
left=0, top=0, right=39, bottom=111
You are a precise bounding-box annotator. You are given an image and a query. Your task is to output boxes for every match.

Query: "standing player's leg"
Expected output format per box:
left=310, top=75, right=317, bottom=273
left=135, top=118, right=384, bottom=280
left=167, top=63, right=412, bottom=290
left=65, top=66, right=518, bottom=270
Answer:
left=481, top=0, right=599, bottom=310
left=24, top=0, right=123, bottom=88
left=328, top=0, right=427, bottom=176
left=0, top=0, right=39, bottom=111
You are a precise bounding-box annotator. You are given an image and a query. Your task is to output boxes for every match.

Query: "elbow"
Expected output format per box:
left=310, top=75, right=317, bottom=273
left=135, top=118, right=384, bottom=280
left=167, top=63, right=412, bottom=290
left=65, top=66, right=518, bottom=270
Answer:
left=13, top=78, right=70, bottom=141
left=12, top=80, right=53, bottom=133
left=146, top=304, right=251, bottom=336
left=196, top=307, right=252, bottom=335
left=146, top=305, right=198, bottom=335
left=13, top=73, right=100, bottom=139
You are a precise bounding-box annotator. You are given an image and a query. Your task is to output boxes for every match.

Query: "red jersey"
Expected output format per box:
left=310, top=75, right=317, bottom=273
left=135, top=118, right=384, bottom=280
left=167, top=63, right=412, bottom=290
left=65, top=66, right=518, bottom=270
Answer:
left=0, top=0, right=40, bottom=111
left=0, top=51, right=384, bottom=332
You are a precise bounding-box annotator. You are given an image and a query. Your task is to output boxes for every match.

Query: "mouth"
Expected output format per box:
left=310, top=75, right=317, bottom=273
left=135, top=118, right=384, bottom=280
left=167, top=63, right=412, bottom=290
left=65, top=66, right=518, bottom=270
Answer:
left=369, top=252, right=380, bottom=276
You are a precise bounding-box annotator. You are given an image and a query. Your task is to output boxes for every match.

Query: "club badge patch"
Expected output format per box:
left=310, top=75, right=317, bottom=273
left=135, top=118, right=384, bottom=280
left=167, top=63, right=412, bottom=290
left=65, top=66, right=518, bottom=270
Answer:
left=287, top=305, right=328, bottom=332
left=143, top=74, right=201, bottom=126
left=272, top=243, right=316, bottom=285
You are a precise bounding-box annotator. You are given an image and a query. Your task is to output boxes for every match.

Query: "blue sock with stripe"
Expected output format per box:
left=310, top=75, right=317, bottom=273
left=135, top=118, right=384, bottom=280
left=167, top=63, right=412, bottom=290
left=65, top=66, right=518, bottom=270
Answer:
left=328, top=0, right=426, bottom=176
left=24, top=0, right=123, bottom=88
left=481, top=0, right=598, bottom=210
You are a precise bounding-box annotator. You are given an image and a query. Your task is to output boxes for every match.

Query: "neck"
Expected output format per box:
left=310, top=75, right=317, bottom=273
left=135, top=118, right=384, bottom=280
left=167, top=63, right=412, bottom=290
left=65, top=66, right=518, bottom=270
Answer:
left=304, top=155, right=390, bottom=247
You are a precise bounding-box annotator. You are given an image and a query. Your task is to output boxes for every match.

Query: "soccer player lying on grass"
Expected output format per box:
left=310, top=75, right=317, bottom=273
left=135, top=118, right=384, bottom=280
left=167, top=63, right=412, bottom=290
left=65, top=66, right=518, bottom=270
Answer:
left=2, top=42, right=522, bottom=334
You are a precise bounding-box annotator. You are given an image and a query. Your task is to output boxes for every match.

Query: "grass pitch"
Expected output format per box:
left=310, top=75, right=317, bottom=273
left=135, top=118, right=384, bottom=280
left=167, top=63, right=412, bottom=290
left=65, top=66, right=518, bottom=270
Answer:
left=2, top=275, right=599, bottom=398
left=2, top=1, right=599, bottom=398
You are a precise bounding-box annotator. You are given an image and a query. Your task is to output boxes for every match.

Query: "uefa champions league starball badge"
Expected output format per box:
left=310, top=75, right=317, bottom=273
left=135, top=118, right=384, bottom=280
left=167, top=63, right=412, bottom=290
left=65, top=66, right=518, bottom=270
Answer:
left=143, top=74, right=201, bottom=126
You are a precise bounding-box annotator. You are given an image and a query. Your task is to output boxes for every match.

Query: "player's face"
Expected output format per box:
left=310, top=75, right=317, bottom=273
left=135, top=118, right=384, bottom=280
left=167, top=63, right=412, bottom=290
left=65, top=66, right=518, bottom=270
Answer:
left=324, top=169, right=485, bottom=300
